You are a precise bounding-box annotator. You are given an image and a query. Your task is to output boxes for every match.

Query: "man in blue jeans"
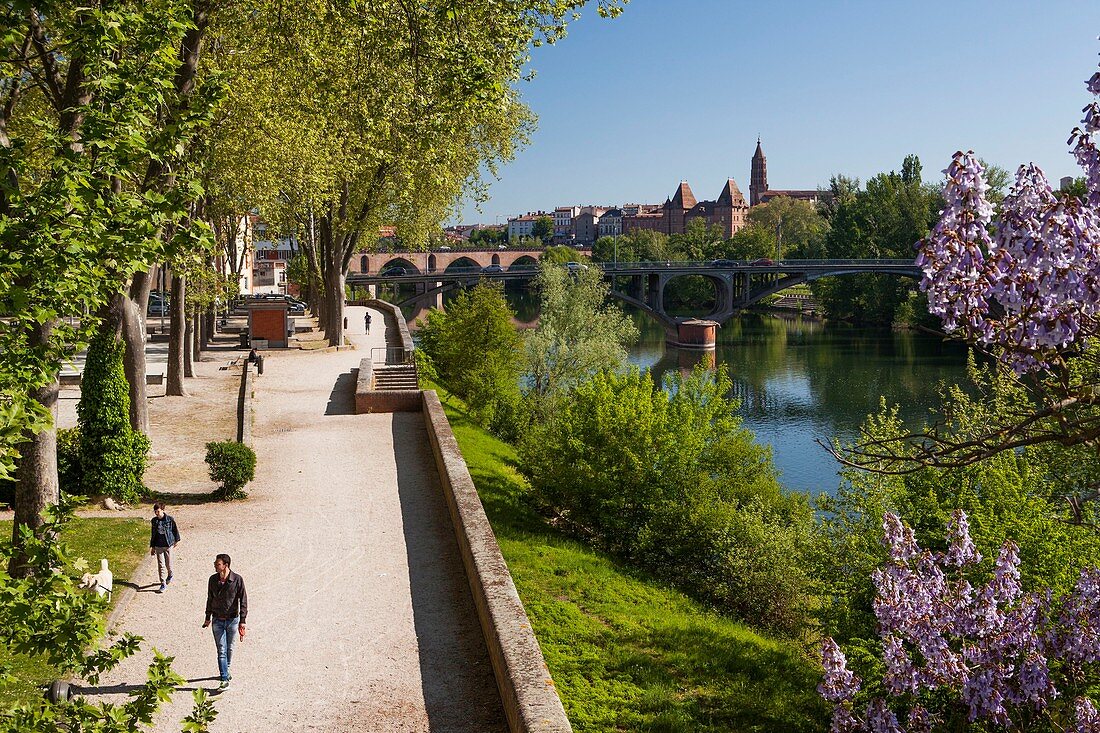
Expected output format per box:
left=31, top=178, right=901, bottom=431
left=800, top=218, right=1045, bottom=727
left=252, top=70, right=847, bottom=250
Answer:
left=202, top=553, right=248, bottom=690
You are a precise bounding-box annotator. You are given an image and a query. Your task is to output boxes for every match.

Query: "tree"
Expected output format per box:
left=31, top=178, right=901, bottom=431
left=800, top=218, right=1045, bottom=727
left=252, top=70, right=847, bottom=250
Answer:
left=531, top=215, right=554, bottom=242
left=250, top=0, right=625, bottom=347
left=746, top=195, right=829, bottom=259
left=0, top=0, right=219, bottom=561
left=670, top=218, right=725, bottom=261
left=724, top=224, right=777, bottom=260
left=524, top=262, right=638, bottom=406
left=417, top=282, right=524, bottom=435
left=592, top=229, right=673, bottom=263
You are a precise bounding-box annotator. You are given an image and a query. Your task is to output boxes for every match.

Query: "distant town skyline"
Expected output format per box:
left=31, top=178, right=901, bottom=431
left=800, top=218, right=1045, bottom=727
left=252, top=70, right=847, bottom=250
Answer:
left=453, top=0, right=1100, bottom=224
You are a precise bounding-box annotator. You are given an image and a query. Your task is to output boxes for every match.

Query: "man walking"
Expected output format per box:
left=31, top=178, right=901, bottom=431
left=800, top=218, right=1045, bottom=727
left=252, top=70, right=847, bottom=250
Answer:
left=364, top=310, right=372, bottom=334
left=202, top=553, right=248, bottom=690
left=149, top=503, right=180, bottom=593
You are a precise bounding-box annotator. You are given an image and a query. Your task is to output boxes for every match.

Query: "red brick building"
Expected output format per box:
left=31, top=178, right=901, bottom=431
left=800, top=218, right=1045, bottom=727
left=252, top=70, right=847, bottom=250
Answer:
left=622, top=179, right=749, bottom=238
left=749, top=138, right=822, bottom=207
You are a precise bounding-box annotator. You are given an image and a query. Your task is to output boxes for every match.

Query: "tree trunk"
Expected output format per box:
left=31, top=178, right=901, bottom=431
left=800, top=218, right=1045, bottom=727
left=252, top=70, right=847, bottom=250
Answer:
left=325, top=267, right=345, bottom=347
left=166, top=272, right=188, bottom=396
left=184, top=312, right=194, bottom=378
left=202, top=308, right=213, bottom=348
left=10, top=321, right=60, bottom=577
left=193, top=312, right=203, bottom=361
left=122, top=272, right=153, bottom=433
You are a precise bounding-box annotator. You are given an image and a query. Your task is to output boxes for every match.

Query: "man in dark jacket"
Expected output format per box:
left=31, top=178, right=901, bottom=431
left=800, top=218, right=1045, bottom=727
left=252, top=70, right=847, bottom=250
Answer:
left=149, top=503, right=180, bottom=593
left=202, top=553, right=248, bottom=690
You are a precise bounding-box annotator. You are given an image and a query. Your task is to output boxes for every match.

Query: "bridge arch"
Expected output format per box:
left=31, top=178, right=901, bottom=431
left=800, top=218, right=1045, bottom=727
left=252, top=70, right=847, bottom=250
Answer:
left=509, top=255, right=538, bottom=271
left=360, top=255, right=369, bottom=273
left=491, top=253, right=501, bottom=266
left=380, top=257, right=421, bottom=275
left=428, top=254, right=437, bottom=272
left=661, top=273, right=724, bottom=320
left=444, top=256, right=481, bottom=274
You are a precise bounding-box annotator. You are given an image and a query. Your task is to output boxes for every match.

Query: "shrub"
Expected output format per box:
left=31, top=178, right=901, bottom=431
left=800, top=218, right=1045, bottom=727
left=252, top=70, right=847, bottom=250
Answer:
left=56, top=427, right=82, bottom=496
left=205, top=441, right=256, bottom=499
left=520, top=365, right=816, bottom=634
left=78, top=331, right=148, bottom=503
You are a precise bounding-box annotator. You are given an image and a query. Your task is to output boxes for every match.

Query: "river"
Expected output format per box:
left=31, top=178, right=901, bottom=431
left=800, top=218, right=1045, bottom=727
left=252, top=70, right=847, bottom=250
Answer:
left=624, top=310, right=971, bottom=497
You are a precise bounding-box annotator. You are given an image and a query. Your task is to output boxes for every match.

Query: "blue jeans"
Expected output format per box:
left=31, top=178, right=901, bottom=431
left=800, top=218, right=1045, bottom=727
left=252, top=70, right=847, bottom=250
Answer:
left=211, top=617, right=239, bottom=681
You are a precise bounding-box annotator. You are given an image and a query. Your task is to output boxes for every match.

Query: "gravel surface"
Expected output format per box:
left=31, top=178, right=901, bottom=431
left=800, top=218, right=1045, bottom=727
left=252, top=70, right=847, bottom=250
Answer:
left=81, top=307, right=506, bottom=732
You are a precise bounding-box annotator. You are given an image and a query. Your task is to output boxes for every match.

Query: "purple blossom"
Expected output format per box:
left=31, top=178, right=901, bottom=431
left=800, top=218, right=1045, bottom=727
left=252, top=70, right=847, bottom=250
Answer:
left=919, top=51, right=1100, bottom=371
left=1075, top=697, right=1100, bottom=733
left=821, top=512, right=1100, bottom=732
left=820, top=637, right=861, bottom=703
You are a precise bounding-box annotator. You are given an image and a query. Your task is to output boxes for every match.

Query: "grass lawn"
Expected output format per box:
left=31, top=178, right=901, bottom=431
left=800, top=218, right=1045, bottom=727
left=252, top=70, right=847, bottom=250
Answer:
left=0, top=516, right=148, bottom=708
left=431, top=386, right=829, bottom=732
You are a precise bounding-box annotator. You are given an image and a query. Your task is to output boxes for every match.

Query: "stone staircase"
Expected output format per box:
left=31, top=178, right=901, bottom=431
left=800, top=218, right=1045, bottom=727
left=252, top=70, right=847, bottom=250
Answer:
left=372, top=363, right=419, bottom=392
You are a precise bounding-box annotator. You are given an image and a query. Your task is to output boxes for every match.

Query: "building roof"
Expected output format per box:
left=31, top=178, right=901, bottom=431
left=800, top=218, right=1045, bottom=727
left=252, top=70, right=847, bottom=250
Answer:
left=669, top=181, right=697, bottom=210
left=761, top=189, right=821, bottom=200
left=753, top=139, right=766, bottom=160
left=716, top=178, right=747, bottom=207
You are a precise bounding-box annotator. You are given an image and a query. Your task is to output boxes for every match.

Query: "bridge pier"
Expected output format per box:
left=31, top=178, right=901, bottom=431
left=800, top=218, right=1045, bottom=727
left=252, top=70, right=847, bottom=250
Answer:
left=667, top=318, right=718, bottom=351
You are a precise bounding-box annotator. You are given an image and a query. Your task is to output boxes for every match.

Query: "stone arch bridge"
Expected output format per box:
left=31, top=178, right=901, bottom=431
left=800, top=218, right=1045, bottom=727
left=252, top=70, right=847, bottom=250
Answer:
left=346, top=257, right=922, bottom=346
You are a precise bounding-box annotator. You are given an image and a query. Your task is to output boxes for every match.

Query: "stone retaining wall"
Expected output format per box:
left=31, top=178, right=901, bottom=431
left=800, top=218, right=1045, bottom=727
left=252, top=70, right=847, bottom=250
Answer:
left=421, top=390, right=572, bottom=733
left=353, top=358, right=421, bottom=413
left=364, top=298, right=414, bottom=355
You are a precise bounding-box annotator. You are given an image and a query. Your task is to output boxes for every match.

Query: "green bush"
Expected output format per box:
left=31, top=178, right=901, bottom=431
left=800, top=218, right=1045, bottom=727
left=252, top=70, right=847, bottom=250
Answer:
left=56, top=427, right=82, bottom=496
left=520, top=365, right=815, bottom=635
left=78, top=331, right=148, bottom=503
left=205, top=441, right=256, bottom=500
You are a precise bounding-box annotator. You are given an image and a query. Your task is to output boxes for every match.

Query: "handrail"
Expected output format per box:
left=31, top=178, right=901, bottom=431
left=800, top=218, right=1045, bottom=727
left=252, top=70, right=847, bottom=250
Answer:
left=371, top=346, right=413, bottom=366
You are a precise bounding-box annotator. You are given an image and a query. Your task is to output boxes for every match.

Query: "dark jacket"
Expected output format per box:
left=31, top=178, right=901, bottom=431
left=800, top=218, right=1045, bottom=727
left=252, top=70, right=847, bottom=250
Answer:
left=149, top=515, right=180, bottom=548
left=206, top=571, right=248, bottom=624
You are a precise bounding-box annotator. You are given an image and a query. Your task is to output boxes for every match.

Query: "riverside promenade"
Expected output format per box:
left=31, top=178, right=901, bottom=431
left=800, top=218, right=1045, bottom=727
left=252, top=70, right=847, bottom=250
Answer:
left=90, top=306, right=506, bottom=732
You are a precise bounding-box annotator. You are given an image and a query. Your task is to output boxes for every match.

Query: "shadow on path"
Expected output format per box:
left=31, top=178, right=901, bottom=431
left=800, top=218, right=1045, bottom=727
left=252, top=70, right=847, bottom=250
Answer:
left=391, top=413, right=506, bottom=731
left=325, top=371, right=357, bottom=416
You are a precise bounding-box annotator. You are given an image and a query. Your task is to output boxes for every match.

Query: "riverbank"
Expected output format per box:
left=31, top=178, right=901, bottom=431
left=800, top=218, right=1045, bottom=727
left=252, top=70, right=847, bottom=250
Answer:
left=430, top=382, right=828, bottom=731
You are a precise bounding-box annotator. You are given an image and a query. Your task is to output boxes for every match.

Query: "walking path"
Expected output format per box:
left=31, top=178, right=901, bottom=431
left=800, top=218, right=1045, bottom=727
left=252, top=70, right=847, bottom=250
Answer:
left=90, top=307, right=506, bottom=732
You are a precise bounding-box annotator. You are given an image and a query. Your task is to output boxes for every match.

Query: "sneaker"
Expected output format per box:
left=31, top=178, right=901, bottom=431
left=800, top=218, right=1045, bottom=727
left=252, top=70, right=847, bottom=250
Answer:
left=218, top=680, right=230, bottom=690
left=166, top=574, right=173, bottom=585
left=157, top=583, right=166, bottom=593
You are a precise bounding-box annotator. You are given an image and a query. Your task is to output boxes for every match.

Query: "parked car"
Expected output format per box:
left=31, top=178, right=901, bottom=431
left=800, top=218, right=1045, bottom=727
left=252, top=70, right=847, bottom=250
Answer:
left=710, top=258, right=737, bottom=267
left=379, top=265, right=409, bottom=276
left=480, top=264, right=504, bottom=274
left=147, top=301, right=170, bottom=317
left=751, top=257, right=775, bottom=266
left=288, top=301, right=306, bottom=315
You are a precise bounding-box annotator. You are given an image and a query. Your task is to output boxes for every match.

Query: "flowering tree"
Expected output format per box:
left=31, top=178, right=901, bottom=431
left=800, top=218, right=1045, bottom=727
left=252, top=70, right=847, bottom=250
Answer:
left=834, top=54, right=1100, bottom=521
left=819, top=511, right=1100, bottom=732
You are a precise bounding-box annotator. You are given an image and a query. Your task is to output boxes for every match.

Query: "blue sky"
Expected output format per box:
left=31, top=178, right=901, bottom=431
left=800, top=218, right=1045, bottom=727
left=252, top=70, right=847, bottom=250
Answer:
left=455, top=0, right=1100, bottom=224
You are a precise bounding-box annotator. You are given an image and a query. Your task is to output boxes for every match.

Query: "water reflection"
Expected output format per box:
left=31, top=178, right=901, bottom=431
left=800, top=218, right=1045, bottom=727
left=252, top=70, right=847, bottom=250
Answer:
left=628, top=310, right=970, bottom=497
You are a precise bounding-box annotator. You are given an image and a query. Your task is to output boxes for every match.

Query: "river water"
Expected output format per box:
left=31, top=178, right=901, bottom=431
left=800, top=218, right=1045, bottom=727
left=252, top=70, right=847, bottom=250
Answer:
left=624, top=310, right=971, bottom=497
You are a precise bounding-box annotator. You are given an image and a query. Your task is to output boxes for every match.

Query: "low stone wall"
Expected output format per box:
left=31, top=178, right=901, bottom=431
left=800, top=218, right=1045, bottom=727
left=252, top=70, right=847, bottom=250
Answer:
left=365, top=298, right=414, bottom=356
left=421, top=390, right=572, bottom=733
left=237, top=363, right=254, bottom=445
left=353, top=358, right=421, bottom=413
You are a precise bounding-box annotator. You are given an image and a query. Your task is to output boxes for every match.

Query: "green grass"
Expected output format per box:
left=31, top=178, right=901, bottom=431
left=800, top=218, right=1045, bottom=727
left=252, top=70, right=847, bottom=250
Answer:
left=431, top=386, right=829, bottom=732
left=0, top=517, right=148, bottom=708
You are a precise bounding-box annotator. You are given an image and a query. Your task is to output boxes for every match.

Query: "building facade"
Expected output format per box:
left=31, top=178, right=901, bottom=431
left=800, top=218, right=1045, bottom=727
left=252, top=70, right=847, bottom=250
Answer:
left=621, top=179, right=749, bottom=238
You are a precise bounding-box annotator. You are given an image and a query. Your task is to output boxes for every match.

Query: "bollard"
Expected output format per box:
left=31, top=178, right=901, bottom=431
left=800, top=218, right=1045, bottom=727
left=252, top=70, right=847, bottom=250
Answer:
left=95, top=559, right=112, bottom=601
left=257, top=355, right=264, bottom=375
left=46, top=680, right=72, bottom=703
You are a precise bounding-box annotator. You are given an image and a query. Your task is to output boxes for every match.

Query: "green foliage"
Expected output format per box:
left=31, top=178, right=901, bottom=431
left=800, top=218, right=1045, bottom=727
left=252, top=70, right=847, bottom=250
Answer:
left=520, top=365, right=816, bottom=634
left=746, top=196, right=828, bottom=259
left=416, top=282, right=525, bottom=438
left=540, top=245, right=587, bottom=264
left=670, top=219, right=726, bottom=261
left=77, top=333, right=148, bottom=504
left=815, top=357, right=1100, bottom=647
left=56, top=428, right=82, bottom=497
left=812, top=157, right=942, bottom=324
left=204, top=441, right=256, bottom=500
left=524, top=263, right=638, bottom=406
left=432, top=384, right=829, bottom=731
left=592, top=229, right=675, bottom=263
left=724, top=224, right=777, bottom=260
left=531, top=215, right=554, bottom=242
left=468, top=227, right=507, bottom=246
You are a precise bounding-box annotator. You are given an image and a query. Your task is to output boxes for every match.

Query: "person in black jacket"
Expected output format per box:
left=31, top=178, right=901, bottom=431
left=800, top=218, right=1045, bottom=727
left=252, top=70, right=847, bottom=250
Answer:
left=202, top=553, right=248, bottom=690
left=149, top=503, right=180, bottom=593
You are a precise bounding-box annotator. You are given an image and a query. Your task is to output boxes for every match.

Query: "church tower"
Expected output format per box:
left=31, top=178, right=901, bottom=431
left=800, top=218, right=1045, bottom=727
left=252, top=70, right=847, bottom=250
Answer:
left=750, top=138, right=767, bottom=207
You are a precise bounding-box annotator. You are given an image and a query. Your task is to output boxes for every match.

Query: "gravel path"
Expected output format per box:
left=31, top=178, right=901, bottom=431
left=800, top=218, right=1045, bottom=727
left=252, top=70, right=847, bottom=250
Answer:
left=87, top=307, right=506, bottom=732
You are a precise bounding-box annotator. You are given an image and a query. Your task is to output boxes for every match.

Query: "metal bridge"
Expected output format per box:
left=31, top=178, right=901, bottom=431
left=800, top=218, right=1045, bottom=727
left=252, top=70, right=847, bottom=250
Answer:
left=346, top=258, right=921, bottom=338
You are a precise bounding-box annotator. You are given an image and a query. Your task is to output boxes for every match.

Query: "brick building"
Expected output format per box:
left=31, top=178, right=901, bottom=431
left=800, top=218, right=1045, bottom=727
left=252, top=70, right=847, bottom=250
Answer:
left=622, top=179, right=749, bottom=238
left=749, top=138, right=822, bottom=206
